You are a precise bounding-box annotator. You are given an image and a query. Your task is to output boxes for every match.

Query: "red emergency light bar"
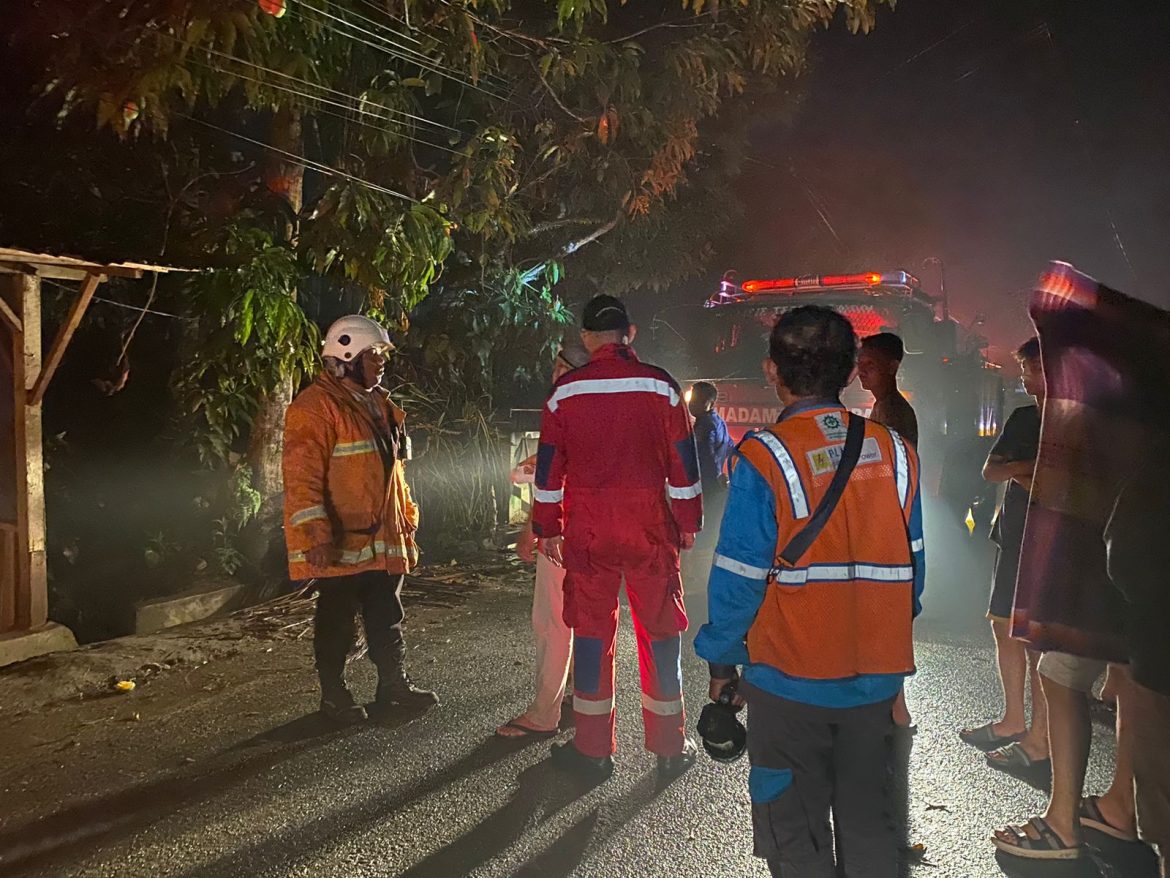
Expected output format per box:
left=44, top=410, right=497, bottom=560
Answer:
left=742, top=272, right=890, bottom=294
left=707, top=270, right=921, bottom=308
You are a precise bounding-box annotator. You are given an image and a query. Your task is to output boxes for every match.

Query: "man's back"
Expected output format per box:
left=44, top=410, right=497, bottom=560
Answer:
left=739, top=407, right=921, bottom=681
left=533, top=343, right=702, bottom=539
left=547, top=347, right=682, bottom=492
left=694, top=409, right=733, bottom=492
left=696, top=402, right=925, bottom=704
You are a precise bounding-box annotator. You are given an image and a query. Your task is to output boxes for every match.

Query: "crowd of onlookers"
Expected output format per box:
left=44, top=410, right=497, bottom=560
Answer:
left=280, top=263, right=1167, bottom=877
left=960, top=264, right=1169, bottom=871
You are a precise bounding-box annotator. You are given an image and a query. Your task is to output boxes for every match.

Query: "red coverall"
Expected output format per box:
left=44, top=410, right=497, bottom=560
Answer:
left=532, top=343, right=703, bottom=758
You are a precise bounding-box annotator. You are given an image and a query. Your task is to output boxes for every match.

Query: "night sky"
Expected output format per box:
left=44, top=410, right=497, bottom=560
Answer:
left=726, top=0, right=1170, bottom=362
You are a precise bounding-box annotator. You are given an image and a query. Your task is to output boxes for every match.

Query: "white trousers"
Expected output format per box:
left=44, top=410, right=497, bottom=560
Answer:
left=518, top=553, right=573, bottom=731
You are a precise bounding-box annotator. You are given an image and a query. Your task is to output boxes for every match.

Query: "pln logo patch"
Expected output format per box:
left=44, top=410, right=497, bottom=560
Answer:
left=815, top=412, right=848, bottom=441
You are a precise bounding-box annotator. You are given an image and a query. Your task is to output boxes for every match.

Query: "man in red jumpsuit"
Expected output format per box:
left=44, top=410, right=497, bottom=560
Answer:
left=534, top=294, right=702, bottom=780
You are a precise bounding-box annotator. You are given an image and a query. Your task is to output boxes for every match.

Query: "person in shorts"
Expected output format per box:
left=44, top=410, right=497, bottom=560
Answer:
left=960, top=339, right=1049, bottom=769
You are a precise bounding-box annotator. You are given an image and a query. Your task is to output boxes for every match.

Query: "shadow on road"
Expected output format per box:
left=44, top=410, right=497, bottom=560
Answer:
left=512, top=807, right=600, bottom=878
left=167, top=734, right=548, bottom=878
left=508, top=769, right=668, bottom=878
left=994, top=835, right=1159, bottom=878
left=0, top=708, right=385, bottom=877
left=396, top=759, right=606, bottom=878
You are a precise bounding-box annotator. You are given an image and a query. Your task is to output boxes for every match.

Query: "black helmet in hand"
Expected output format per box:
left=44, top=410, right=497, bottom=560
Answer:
left=697, top=701, right=747, bottom=763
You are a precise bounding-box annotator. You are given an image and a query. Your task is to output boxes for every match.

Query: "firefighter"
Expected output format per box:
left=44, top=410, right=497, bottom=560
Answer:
left=283, top=315, right=437, bottom=724
left=534, top=295, right=702, bottom=780
left=696, top=306, right=925, bottom=877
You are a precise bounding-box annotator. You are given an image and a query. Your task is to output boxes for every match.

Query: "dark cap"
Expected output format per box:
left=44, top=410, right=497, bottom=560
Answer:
left=582, top=295, right=631, bottom=333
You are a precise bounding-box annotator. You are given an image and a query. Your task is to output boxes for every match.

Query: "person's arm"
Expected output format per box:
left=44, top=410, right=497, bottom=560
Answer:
left=983, top=408, right=1036, bottom=486
left=982, top=455, right=1035, bottom=484
left=694, top=451, right=777, bottom=693
left=903, top=404, right=919, bottom=449
left=714, top=419, right=734, bottom=480
left=665, top=392, right=703, bottom=542
left=283, top=402, right=337, bottom=567
left=516, top=506, right=538, bottom=564
left=511, top=454, right=539, bottom=564
left=532, top=400, right=567, bottom=545
left=907, top=450, right=926, bottom=617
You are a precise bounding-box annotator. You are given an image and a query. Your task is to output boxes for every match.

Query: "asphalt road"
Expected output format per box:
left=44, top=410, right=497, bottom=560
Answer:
left=0, top=537, right=1156, bottom=878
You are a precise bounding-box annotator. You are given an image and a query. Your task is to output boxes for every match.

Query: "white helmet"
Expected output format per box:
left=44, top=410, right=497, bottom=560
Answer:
left=322, top=315, right=393, bottom=362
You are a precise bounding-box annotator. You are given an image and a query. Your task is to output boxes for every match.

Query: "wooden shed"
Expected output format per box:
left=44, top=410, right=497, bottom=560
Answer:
left=0, top=248, right=187, bottom=665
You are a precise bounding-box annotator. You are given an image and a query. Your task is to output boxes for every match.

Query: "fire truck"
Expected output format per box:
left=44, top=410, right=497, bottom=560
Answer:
left=675, top=269, right=1006, bottom=528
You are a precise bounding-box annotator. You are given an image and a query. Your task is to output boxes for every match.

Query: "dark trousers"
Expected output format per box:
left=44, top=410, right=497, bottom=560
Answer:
left=744, top=683, right=897, bottom=878
left=313, top=571, right=406, bottom=692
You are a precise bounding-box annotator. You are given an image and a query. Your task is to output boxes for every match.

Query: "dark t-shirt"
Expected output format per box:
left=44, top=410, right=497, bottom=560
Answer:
left=870, top=391, right=919, bottom=448
left=1106, top=440, right=1170, bottom=694
left=989, top=404, right=1040, bottom=549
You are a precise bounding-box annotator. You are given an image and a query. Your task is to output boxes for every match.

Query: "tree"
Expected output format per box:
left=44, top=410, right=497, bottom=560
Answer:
left=5, top=0, right=894, bottom=552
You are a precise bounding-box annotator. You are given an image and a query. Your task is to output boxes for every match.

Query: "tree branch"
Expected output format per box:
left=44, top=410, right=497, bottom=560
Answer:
left=524, top=216, right=611, bottom=238
left=530, top=60, right=588, bottom=124
left=605, top=11, right=718, bottom=44
left=560, top=211, right=623, bottom=256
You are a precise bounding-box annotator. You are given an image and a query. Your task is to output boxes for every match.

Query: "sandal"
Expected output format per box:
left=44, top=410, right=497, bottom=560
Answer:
left=960, top=721, right=1023, bottom=750
left=1079, top=795, right=1139, bottom=842
left=992, top=817, right=1084, bottom=860
left=495, top=718, right=558, bottom=739
left=986, top=742, right=1051, bottom=773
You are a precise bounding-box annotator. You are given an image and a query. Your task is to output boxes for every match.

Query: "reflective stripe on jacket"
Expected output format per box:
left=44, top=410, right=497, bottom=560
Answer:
left=738, top=406, right=919, bottom=680
left=531, top=343, right=702, bottom=539
left=282, top=372, right=419, bottom=580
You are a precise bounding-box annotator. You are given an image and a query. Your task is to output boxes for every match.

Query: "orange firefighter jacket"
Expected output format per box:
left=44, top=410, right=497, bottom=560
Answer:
left=282, top=372, right=420, bottom=580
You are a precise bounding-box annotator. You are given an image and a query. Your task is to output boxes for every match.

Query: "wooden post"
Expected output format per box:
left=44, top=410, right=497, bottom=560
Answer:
left=29, top=272, right=100, bottom=406
left=0, top=278, right=14, bottom=628
left=9, top=273, right=47, bottom=629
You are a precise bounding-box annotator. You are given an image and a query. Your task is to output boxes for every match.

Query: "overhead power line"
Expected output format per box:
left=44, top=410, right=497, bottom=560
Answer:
left=191, top=40, right=462, bottom=133
left=287, top=0, right=509, bottom=100
left=183, top=115, right=419, bottom=203
left=190, top=58, right=461, bottom=154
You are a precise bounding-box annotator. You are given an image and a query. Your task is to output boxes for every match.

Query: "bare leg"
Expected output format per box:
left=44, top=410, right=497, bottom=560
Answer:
left=993, top=671, right=1092, bottom=850
left=1099, top=663, right=1121, bottom=706
left=1040, top=674, right=1093, bottom=846
left=1092, top=665, right=1137, bottom=835
left=1016, top=649, right=1050, bottom=760
left=991, top=617, right=1028, bottom=737
left=892, top=686, right=913, bottom=727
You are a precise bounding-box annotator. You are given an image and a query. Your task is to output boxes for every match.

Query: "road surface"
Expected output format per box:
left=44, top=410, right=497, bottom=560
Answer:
left=0, top=541, right=1154, bottom=878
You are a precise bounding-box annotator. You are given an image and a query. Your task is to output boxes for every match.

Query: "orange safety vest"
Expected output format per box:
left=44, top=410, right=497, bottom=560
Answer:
left=738, top=407, right=919, bottom=680
left=282, top=373, right=420, bottom=580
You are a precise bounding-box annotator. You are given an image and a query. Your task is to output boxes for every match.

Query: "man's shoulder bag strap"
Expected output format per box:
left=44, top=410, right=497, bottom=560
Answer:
left=776, top=413, right=866, bottom=568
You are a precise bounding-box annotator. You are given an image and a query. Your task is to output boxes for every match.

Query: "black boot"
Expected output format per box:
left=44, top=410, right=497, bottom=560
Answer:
left=371, top=668, right=439, bottom=717
left=657, top=737, right=698, bottom=779
left=550, top=740, right=614, bottom=781
left=319, top=684, right=367, bottom=725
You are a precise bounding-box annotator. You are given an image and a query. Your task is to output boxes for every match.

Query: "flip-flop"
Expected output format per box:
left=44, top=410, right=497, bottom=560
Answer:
left=960, top=721, right=1023, bottom=750
left=992, top=817, right=1084, bottom=860
left=986, top=742, right=1051, bottom=773
left=1079, top=796, right=1139, bottom=842
left=495, top=719, right=558, bottom=739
